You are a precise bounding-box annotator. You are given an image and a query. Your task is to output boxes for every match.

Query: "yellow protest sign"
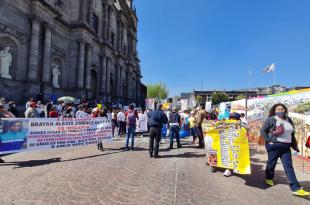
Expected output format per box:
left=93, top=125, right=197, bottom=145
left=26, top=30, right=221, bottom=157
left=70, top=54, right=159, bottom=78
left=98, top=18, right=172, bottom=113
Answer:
left=202, top=120, right=251, bottom=174
left=162, top=102, right=170, bottom=110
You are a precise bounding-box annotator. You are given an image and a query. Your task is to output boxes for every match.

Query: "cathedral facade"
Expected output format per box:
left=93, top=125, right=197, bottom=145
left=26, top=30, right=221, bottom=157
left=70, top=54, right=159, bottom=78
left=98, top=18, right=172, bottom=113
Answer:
left=0, top=0, right=146, bottom=106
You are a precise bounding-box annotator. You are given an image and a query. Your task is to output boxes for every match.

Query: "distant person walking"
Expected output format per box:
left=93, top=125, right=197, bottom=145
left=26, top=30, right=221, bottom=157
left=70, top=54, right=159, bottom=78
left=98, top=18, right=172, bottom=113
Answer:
left=260, top=103, right=310, bottom=196
left=147, top=103, right=168, bottom=158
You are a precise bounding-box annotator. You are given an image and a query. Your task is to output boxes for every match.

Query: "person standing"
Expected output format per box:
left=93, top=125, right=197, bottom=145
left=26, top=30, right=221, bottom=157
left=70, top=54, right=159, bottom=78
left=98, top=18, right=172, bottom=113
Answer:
left=8, top=101, right=19, bottom=117
left=111, top=112, right=118, bottom=138
left=169, top=108, right=182, bottom=149
left=189, top=110, right=197, bottom=143
left=46, top=100, right=53, bottom=117
left=25, top=102, right=39, bottom=118
left=147, top=103, right=168, bottom=158
left=117, top=109, right=126, bottom=135
left=76, top=105, right=90, bottom=118
left=125, top=104, right=138, bottom=151
left=25, top=98, right=33, bottom=111
left=196, top=104, right=207, bottom=148
left=49, top=107, right=59, bottom=118
left=260, top=103, right=310, bottom=196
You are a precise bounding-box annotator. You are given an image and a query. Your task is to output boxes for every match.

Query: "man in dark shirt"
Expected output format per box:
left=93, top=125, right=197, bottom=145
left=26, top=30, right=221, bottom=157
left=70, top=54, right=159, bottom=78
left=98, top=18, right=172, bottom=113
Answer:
left=147, top=103, right=168, bottom=158
left=169, top=108, right=182, bottom=149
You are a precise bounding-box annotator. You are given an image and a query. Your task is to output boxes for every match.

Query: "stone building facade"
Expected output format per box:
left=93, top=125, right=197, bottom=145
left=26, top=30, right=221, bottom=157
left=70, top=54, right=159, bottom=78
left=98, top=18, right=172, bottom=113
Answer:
left=0, top=0, right=145, bottom=106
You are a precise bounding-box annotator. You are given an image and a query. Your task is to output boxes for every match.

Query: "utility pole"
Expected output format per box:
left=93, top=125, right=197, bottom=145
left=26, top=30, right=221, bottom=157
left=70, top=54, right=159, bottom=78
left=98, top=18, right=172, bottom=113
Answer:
left=245, top=66, right=252, bottom=120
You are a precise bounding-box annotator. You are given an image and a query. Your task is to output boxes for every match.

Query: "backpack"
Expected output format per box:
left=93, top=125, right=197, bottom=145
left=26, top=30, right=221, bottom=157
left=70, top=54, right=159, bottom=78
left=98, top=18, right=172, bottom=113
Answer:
left=127, top=110, right=137, bottom=126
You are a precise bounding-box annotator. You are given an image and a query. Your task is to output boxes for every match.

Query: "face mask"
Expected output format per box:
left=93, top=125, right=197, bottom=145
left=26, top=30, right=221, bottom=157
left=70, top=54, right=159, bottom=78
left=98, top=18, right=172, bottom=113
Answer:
left=275, top=112, right=285, bottom=117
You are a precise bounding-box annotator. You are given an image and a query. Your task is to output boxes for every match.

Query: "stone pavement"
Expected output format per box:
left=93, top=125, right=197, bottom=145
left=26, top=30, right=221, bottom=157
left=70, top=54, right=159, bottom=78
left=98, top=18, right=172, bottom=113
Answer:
left=0, top=137, right=310, bottom=205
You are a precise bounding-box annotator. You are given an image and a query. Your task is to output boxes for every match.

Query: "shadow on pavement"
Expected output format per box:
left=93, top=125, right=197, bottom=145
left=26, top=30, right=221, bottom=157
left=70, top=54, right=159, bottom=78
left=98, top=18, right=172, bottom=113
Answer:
left=0, top=157, right=62, bottom=168
left=0, top=150, right=125, bottom=168
left=159, top=152, right=206, bottom=159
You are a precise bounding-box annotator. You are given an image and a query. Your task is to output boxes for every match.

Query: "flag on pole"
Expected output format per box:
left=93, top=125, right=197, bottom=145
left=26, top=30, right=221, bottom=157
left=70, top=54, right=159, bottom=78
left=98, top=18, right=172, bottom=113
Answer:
left=262, top=63, right=275, bottom=73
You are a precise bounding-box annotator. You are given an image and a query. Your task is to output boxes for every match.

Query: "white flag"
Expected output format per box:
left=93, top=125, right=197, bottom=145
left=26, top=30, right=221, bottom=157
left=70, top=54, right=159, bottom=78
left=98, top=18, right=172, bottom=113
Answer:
left=262, top=63, right=275, bottom=73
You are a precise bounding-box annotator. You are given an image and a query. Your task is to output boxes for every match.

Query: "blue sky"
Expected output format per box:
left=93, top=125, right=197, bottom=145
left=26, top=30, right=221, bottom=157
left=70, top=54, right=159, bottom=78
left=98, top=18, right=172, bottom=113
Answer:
left=135, top=0, right=310, bottom=97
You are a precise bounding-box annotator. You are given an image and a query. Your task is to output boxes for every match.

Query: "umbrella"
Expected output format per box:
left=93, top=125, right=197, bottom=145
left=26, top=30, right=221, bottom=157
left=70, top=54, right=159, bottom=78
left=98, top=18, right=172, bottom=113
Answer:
left=57, top=96, right=76, bottom=103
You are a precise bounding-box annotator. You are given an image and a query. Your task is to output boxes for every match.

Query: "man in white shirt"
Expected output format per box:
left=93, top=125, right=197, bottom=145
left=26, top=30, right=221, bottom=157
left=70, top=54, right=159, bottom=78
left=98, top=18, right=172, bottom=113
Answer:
left=76, top=105, right=90, bottom=118
left=117, top=110, right=126, bottom=135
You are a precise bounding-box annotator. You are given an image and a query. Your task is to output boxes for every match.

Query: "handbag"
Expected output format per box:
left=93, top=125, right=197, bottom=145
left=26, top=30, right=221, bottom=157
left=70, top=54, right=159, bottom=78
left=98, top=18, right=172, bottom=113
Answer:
left=273, top=123, right=285, bottom=136
left=305, top=136, right=310, bottom=148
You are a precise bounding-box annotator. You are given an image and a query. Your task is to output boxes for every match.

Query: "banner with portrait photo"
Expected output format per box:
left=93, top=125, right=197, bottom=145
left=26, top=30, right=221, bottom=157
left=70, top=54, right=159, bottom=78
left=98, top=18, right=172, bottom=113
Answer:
left=203, top=120, right=251, bottom=174
left=0, top=117, right=113, bottom=154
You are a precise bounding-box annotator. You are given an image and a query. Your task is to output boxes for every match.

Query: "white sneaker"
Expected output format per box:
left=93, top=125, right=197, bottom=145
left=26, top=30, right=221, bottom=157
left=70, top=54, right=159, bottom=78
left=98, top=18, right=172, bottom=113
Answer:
left=223, top=169, right=232, bottom=177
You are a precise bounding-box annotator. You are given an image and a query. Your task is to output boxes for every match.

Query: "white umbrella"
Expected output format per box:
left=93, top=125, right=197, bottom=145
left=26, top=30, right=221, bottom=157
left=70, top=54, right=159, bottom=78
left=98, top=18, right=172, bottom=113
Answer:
left=57, top=96, right=76, bottom=103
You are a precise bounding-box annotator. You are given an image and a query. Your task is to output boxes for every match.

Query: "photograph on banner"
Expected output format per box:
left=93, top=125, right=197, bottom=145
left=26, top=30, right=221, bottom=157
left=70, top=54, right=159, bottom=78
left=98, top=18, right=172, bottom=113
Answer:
left=203, top=120, right=251, bottom=174
left=218, top=102, right=231, bottom=120
left=0, top=119, right=29, bottom=153
left=136, top=112, right=148, bottom=133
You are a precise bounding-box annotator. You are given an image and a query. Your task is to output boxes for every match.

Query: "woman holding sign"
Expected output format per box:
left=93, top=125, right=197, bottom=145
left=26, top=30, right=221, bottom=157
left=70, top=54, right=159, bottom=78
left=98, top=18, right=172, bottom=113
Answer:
left=261, top=103, right=310, bottom=196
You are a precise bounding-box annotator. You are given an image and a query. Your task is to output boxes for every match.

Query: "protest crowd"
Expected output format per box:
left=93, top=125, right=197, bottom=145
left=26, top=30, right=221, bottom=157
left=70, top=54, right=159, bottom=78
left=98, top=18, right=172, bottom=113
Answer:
left=1, top=95, right=310, bottom=197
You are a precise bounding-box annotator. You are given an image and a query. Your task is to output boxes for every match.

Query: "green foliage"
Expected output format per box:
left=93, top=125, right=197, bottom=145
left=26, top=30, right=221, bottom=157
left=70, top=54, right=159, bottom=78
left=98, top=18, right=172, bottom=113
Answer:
left=211, top=92, right=229, bottom=105
left=294, top=101, right=310, bottom=114
left=196, top=95, right=203, bottom=104
left=147, top=83, right=169, bottom=99
left=236, top=94, right=246, bottom=100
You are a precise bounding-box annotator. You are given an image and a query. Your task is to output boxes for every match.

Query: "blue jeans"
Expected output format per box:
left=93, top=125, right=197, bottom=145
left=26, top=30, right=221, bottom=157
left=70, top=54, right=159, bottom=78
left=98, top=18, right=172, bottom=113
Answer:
left=190, top=127, right=196, bottom=141
left=265, top=143, right=301, bottom=191
left=170, top=126, right=181, bottom=148
left=126, top=126, right=136, bottom=149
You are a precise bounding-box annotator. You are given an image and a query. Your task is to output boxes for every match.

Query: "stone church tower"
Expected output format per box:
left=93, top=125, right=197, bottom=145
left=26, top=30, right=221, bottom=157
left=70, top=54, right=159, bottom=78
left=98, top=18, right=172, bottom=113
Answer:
left=0, top=0, right=146, bottom=106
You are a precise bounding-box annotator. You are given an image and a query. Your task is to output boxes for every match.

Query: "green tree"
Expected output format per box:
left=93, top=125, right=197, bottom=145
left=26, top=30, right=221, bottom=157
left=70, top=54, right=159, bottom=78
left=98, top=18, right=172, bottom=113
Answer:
left=196, top=95, right=203, bottom=104
left=211, top=92, right=229, bottom=105
left=147, top=83, right=169, bottom=99
left=236, top=94, right=246, bottom=100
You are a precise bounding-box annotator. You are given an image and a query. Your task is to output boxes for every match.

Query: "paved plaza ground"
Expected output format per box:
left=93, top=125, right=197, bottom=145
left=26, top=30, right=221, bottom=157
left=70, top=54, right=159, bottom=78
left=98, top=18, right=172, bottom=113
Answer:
left=1, top=136, right=310, bottom=205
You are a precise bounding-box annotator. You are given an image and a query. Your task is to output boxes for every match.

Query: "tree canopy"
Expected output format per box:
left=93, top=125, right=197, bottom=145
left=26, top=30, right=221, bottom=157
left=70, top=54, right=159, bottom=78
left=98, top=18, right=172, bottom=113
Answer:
left=147, top=83, right=169, bottom=99
left=211, top=92, right=229, bottom=105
